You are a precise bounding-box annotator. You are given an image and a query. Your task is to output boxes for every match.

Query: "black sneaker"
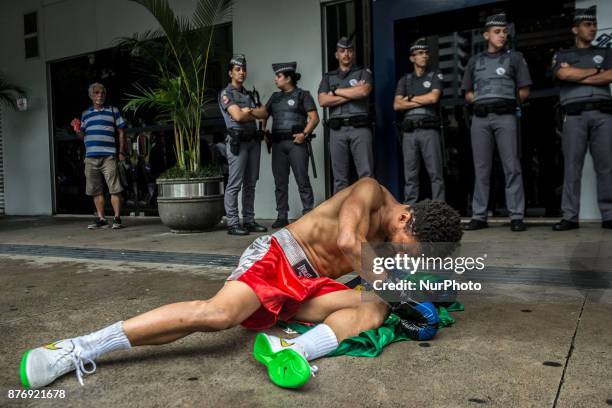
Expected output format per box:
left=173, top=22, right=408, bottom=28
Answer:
left=228, top=225, right=249, bottom=236
left=112, top=217, right=123, bottom=229
left=510, top=219, right=526, bottom=232
left=462, top=219, right=488, bottom=231
left=88, top=218, right=108, bottom=229
left=552, top=219, right=579, bottom=231
left=243, top=222, right=268, bottom=233
left=271, top=218, right=289, bottom=229
left=602, top=220, right=612, bottom=229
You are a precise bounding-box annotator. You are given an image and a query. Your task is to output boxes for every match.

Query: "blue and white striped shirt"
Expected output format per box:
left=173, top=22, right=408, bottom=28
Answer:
left=80, top=106, right=126, bottom=157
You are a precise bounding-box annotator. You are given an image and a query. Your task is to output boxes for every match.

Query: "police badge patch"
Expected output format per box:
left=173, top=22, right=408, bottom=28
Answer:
left=593, top=55, right=604, bottom=64
left=221, top=92, right=229, bottom=105
left=423, top=81, right=432, bottom=88
left=288, top=99, right=295, bottom=106
left=496, top=67, right=506, bottom=76
left=437, top=73, right=444, bottom=80
left=349, top=78, right=359, bottom=86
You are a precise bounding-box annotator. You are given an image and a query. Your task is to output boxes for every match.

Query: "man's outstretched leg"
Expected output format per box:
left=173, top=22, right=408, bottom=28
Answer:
left=20, top=281, right=260, bottom=389
left=253, top=290, right=388, bottom=388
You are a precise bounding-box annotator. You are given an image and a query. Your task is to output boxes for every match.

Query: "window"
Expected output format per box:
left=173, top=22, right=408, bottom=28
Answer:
left=24, top=11, right=39, bottom=59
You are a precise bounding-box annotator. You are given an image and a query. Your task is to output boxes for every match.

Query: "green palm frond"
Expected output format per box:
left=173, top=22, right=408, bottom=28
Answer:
left=124, top=0, right=232, bottom=174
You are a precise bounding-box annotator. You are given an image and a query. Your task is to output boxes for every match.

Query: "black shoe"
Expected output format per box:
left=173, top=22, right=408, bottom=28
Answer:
left=243, top=222, right=268, bottom=233
left=112, top=217, right=123, bottom=229
left=552, top=219, right=579, bottom=231
left=510, top=219, right=526, bottom=232
left=228, top=225, right=249, bottom=236
left=88, top=218, right=108, bottom=229
left=602, top=220, right=612, bottom=229
left=462, top=219, right=488, bottom=231
left=271, top=218, right=289, bottom=229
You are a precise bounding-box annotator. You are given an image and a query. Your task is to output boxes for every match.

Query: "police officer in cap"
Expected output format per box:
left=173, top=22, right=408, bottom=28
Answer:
left=219, top=54, right=268, bottom=235
left=318, top=36, right=374, bottom=193
left=462, top=12, right=532, bottom=232
left=262, top=62, right=319, bottom=228
left=551, top=6, right=612, bottom=231
left=394, top=37, right=445, bottom=204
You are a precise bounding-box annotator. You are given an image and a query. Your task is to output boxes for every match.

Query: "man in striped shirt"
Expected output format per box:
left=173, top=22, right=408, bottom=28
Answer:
left=73, top=83, right=127, bottom=229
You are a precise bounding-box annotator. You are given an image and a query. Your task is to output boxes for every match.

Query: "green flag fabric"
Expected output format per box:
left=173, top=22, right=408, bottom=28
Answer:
left=279, top=302, right=464, bottom=358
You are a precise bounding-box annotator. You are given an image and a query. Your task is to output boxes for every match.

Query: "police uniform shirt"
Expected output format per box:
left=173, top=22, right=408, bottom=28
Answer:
left=552, top=47, right=612, bottom=105
left=218, top=83, right=256, bottom=131
left=317, top=66, right=373, bottom=95
left=462, top=50, right=532, bottom=103
left=395, top=69, right=444, bottom=119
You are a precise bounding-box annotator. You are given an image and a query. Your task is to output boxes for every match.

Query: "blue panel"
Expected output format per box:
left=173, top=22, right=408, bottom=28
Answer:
left=372, top=0, right=500, bottom=198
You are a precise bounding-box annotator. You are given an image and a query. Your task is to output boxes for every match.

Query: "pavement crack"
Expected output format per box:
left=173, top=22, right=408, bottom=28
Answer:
left=552, top=292, right=588, bottom=408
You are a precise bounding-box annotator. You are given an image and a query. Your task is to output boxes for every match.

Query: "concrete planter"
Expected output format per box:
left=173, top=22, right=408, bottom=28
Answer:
left=156, top=176, right=224, bottom=233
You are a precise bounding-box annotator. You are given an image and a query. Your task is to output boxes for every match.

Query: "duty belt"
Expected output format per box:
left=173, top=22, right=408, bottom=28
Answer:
left=326, top=115, right=371, bottom=130
left=228, top=128, right=259, bottom=142
left=562, top=100, right=612, bottom=115
left=270, top=132, right=295, bottom=142
left=473, top=101, right=516, bottom=117
left=400, top=117, right=441, bottom=132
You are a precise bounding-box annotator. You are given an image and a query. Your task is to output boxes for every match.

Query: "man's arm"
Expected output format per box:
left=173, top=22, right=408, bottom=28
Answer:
left=580, top=69, right=612, bottom=85
left=464, top=90, right=475, bottom=104
left=334, top=82, right=372, bottom=100
left=318, top=92, right=351, bottom=107
left=556, top=65, right=598, bottom=82
left=394, top=90, right=442, bottom=111
left=518, top=87, right=530, bottom=102
left=117, top=128, right=127, bottom=160
left=336, top=178, right=385, bottom=283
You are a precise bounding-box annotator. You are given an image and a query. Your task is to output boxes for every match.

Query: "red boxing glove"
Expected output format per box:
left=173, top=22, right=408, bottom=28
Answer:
left=71, top=119, right=81, bottom=132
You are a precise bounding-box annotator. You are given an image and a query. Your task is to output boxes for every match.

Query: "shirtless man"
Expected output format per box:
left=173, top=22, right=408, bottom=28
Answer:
left=20, top=178, right=462, bottom=390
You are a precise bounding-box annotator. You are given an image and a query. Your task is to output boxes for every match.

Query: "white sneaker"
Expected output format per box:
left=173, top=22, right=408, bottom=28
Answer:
left=20, top=339, right=96, bottom=389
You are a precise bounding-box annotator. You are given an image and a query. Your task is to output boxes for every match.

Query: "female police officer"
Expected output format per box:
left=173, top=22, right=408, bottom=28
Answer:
left=263, top=62, right=319, bottom=228
left=219, top=54, right=268, bottom=235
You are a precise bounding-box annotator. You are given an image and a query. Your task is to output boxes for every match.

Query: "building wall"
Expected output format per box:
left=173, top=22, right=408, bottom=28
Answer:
left=0, top=0, right=200, bottom=215
left=0, top=0, right=321, bottom=218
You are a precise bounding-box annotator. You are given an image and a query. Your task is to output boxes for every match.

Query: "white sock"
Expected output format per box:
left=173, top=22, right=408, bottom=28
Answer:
left=291, top=324, right=338, bottom=361
left=73, top=321, right=131, bottom=361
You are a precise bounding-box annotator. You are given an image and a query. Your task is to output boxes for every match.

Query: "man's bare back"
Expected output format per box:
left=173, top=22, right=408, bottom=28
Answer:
left=288, top=178, right=407, bottom=279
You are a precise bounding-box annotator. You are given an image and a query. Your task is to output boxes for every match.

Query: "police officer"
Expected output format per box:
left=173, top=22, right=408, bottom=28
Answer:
left=394, top=38, right=445, bottom=204
left=263, top=62, right=319, bottom=228
left=462, top=12, right=531, bottom=232
left=219, top=54, right=268, bottom=235
left=318, top=36, right=374, bottom=193
left=552, top=6, right=612, bottom=231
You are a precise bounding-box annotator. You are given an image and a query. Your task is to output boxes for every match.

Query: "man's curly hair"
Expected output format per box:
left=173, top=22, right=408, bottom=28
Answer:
left=406, top=199, right=463, bottom=257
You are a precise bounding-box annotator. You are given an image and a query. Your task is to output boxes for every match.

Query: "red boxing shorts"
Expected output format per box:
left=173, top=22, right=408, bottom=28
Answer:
left=227, top=228, right=349, bottom=330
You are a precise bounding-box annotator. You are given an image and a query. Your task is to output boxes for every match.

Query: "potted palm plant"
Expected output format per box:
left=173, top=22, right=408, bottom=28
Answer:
left=122, top=0, right=232, bottom=232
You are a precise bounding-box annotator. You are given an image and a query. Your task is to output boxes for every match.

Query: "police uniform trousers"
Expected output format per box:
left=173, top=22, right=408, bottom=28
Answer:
left=224, top=139, right=261, bottom=227
left=271, top=139, right=314, bottom=218
left=329, top=125, right=373, bottom=193
left=470, top=113, right=524, bottom=220
left=561, top=110, right=612, bottom=222
left=402, top=128, right=445, bottom=204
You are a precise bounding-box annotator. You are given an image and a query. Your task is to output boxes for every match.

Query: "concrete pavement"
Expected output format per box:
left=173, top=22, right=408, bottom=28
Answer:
left=0, top=216, right=610, bottom=407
